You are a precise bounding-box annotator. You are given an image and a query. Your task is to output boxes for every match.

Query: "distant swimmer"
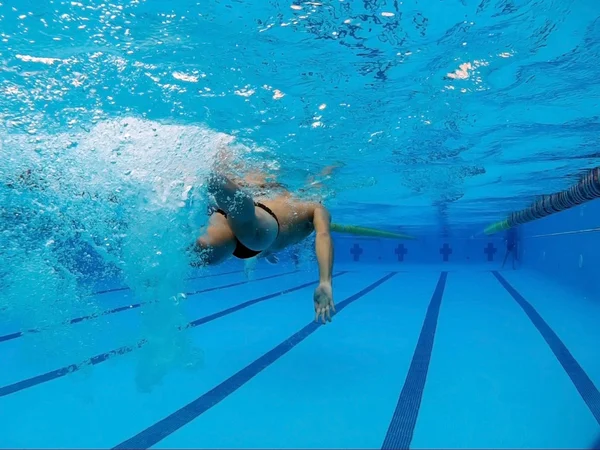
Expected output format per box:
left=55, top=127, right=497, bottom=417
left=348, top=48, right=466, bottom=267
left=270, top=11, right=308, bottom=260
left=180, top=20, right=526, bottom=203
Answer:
left=502, top=227, right=519, bottom=269
left=192, top=160, right=338, bottom=324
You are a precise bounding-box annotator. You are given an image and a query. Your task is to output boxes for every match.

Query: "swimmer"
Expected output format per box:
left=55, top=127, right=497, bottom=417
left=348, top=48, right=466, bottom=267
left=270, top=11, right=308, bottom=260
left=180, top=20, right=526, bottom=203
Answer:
left=502, top=227, right=519, bottom=269
left=192, top=165, right=337, bottom=324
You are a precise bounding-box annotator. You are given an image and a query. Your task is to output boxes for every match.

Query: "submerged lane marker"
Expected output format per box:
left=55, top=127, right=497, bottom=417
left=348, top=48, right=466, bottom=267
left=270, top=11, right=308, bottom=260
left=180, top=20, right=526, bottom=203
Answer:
left=493, top=271, right=600, bottom=426
left=186, top=269, right=245, bottom=281
left=0, top=271, right=297, bottom=345
left=381, top=271, right=448, bottom=450
left=94, top=269, right=245, bottom=295
left=0, top=273, right=347, bottom=398
left=113, top=272, right=397, bottom=450
left=93, top=286, right=130, bottom=296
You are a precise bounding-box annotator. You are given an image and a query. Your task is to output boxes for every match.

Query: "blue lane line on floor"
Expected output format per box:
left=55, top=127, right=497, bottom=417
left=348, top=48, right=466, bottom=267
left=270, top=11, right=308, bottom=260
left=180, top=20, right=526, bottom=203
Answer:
left=0, top=271, right=295, bottom=345
left=493, top=271, right=600, bottom=426
left=113, top=272, right=397, bottom=450
left=94, top=269, right=244, bottom=295
left=185, top=270, right=296, bottom=296
left=186, top=269, right=244, bottom=281
left=381, top=271, right=448, bottom=450
left=0, top=272, right=347, bottom=398
left=93, top=286, right=131, bottom=296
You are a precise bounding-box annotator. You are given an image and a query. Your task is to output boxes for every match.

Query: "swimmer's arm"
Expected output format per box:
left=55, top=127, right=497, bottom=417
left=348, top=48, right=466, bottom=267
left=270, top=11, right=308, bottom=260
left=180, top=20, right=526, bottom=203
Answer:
left=313, top=206, right=333, bottom=284
left=189, top=238, right=216, bottom=267
left=191, top=226, right=236, bottom=267
left=207, top=172, right=255, bottom=223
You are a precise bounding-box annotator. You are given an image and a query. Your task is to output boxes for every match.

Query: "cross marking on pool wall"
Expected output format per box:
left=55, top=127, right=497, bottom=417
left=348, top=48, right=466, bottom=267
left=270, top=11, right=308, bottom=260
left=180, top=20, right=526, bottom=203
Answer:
left=350, top=243, right=363, bottom=261
left=440, top=243, right=452, bottom=262
left=484, top=243, right=497, bottom=261
left=395, top=244, right=408, bottom=262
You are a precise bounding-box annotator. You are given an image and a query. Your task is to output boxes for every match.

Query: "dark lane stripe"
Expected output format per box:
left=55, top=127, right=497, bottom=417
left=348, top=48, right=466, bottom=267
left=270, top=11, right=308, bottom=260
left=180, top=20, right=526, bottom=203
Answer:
left=0, top=273, right=346, bottom=398
left=186, top=271, right=345, bottom=329
left=114, top=271, right=396, bottom=450
left=94, top=286, right=131, bottom=296
left=185, top=271, right=296, bottom=296
left=94, top=270, right=245, bottom=295
left=0, top=331, right=24, bottom=344
left=186, top=269, right=244, bottom=281
left=0, top=271, right=296, bottom=345
left=382, top=271, right=448, bottom=450
left=0, top=342, right=146, bottom=397
left=493, top=271, right=600, bottom=426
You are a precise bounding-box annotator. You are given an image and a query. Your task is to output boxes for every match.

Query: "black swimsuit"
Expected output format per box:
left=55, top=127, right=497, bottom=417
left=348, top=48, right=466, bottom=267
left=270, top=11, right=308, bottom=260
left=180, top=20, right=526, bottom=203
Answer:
left=213, top=202, right=280, bottom=259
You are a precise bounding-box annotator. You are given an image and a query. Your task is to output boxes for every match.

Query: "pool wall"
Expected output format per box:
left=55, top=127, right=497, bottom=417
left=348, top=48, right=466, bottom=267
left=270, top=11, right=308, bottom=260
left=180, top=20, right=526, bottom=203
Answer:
left=333, top=234, right=506, bottom=266
left=333, top=199, right=600, bottom=301
left=520, top=199, right=600, bottom=298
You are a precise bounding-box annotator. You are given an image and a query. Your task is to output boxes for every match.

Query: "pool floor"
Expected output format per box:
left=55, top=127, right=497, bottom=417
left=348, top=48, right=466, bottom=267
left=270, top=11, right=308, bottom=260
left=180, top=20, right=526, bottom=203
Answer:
left=0, top=266, right=599, bottom=448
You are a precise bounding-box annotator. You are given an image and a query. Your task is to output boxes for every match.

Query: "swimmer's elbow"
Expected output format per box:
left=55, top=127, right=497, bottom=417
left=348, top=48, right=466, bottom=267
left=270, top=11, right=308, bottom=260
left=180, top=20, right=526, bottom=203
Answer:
left=196, top=237, right=209, bottom=249
left=190, top=248, right=209, bottom=268
left=191, top=238, right=213, bottom=266
left=193, top=236, right=235, bottom=266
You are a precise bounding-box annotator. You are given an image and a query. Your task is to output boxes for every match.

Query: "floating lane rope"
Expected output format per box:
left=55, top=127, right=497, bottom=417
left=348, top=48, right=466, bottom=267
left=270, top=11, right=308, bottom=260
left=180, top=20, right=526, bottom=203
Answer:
left=484, top=167, right=600, bottom=235
left=330, top=223, right=416, bottom=240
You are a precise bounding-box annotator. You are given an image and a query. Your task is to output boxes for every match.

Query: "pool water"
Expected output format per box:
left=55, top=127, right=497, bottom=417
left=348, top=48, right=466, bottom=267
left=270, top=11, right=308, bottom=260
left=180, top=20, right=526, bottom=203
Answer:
left=0, top=262, right=598, bottom=448
left=1, top=0, right=600, bottom=447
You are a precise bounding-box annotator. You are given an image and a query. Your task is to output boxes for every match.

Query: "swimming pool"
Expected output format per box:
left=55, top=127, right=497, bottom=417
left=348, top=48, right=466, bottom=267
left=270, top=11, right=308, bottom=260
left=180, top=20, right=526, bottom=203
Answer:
left=2, top=0, right=600, bottom=447
left=0, top=259, right=598, bottom=448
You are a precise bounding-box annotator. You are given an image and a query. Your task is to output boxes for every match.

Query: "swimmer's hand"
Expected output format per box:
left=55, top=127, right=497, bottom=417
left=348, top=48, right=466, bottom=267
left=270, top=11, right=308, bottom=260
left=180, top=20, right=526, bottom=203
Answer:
left=313, top=282, right=335, bottom=323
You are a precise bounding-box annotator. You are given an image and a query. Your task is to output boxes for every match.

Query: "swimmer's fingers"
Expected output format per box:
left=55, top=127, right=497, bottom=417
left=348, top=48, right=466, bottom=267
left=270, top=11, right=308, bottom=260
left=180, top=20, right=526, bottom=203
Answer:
left=325, top=305, right=332, bottom=323
left=314, top=306, right=326, bottom=324
left=319, top=305, right=331, bottom=323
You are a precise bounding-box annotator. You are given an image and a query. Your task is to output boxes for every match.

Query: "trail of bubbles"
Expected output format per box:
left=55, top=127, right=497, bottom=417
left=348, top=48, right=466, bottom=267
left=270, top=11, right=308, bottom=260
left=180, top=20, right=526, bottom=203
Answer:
left=0, top=117, right=254, bottom=391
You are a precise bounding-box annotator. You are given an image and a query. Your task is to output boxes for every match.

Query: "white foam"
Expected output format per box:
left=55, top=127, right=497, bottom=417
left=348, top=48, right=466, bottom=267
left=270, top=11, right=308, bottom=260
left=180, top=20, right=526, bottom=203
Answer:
left=16, top=54, right=63, bottom=65
left=1, top=117, right=255, bottom=390
left=172, top=71, right=199, bottom=83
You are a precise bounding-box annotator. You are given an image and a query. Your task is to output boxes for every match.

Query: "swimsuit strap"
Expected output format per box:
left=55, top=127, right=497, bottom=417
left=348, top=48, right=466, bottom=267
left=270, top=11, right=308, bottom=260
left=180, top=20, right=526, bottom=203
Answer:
left=255, top=202, right=280, bottom=236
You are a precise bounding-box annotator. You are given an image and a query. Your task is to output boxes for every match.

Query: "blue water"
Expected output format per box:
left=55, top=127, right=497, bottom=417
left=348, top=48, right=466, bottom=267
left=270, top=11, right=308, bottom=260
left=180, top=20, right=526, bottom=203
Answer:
left=0, top=265, right=598, bottom=447
left=1, top=0, right=600, bottom=447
